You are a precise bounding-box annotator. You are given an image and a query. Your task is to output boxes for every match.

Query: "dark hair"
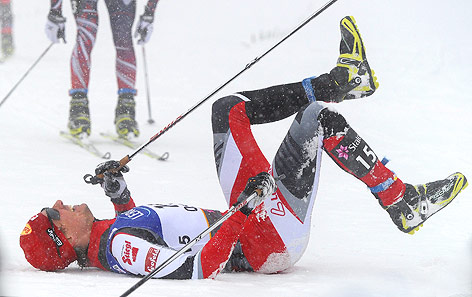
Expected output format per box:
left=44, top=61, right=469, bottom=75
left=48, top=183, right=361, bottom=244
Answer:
left=74, top=246, right=89, bottom=268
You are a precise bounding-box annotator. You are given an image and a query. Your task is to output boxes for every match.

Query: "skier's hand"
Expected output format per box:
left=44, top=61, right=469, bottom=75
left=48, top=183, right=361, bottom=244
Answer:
left=95, top=160, right=131, bottom=204
left=45, top=11, right=66, bottom=43
left=134, top=14, right=154, bottom=45
left=95, top=160, right=130, bottom=177
left=247, top=172, right=277, bottom=199
left=235, top=172, right=277, bottom=216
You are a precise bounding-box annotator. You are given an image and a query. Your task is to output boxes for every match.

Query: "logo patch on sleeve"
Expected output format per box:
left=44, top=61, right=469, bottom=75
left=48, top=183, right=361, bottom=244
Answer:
left=21, top=223, right=32, bottom=236
left=122, top=240, right=139, bottom=265
left=145, top=247, right=160, bottom=272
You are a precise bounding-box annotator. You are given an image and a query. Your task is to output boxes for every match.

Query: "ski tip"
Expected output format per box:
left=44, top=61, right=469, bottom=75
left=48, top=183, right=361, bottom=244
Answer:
left=102, top=152, right=112, bottom=159
left=158, top=152, right=170, bottom=161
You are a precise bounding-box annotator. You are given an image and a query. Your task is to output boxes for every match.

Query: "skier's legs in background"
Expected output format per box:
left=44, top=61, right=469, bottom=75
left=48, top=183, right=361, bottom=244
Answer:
left=0, top=0, right=14, bottom=57
left=67, top=0, right=99, bottom=137
left=105, top=0, right=139, bottom=138
left=70, top=0, right=98, bottom=94
left=105, top=0, right=136, bottom=94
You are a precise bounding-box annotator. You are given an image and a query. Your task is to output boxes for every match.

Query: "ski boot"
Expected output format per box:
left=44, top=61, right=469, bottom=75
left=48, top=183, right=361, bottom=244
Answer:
left=330, top=16, right=379, bottom=100
left=115, top=93, right=139, bottom=139
left=68, top=91, right=91, bottom=138
left=1, top=34, right=14, bottom=58
left=384, top=172, right=468, bottom=234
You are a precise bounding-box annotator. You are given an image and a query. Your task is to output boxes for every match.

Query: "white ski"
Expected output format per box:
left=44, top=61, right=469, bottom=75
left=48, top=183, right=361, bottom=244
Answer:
left=100, top=132, right=169, bottom=161
left=60, top=131, right=111, bottom=159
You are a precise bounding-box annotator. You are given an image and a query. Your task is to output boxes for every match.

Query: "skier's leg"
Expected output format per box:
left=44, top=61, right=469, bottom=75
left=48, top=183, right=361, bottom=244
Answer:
left=105, top=0, right=139, bottom=138
left=302, top=16, right=379, bottom=103
left=212, top=95, right=271, bottom=206
left=320, top=107, right=468, bottom=234
left=0, top=0, right=14, bottom=57
left=70, top=0, right=98, bottom=94
left=212, top=92, right=328, bottom=273
left=68, top=0, right=99, bottom=137
left=212, top=93, right=295, bottom=273
left=320, top=108, right=405, bottom=205
left=231, top=101, right=327, bottom=272
left=105, top=0, right=137, bottom=94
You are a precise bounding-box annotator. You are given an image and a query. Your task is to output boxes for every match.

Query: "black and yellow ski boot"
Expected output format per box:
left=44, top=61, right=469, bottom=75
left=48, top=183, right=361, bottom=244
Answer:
left=68, top=91, right=91, bottom=138
left=1, top=34, right=14, bottom=59
left=330, top=16, right=379, bottom=101
left=115, top=93, right=139, bottom=139
left=385, top=172, right=468, bottom=234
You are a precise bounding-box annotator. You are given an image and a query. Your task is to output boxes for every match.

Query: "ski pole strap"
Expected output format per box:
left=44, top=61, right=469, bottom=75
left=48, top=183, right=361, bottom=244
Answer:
left=302, top=76, right=317, bottom=102
left=83, top=174, right=101, bottom=185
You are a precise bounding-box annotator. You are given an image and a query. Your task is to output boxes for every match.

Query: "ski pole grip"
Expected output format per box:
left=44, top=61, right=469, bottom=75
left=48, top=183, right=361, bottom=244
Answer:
left=103, top=155, right=130, bottom=176
left=118, top=155, right=131, bottom=170
left=83, top=155, right=131, bottom=184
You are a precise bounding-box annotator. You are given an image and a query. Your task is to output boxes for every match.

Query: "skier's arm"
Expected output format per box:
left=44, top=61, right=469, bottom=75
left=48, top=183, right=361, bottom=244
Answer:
left=46, top=0, right=66, bottom=43
left=112, top=196, right=136, bottom=215
left=197, top=211, right=247, bottom=278
left=49, top=0, right=63, bottom=14
left=109, top=211, right=247, bottom=279
left=110, top=233, right=196, bottom=278
left=134, top=0, right=160, bottom=44
left=95, top=161, right=136, bottom=216
left=143, top=0, right=160, bottom=17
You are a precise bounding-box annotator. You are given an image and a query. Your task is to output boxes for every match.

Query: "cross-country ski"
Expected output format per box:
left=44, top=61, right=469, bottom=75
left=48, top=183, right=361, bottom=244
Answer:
left=100, top=132, right=169, bottom=161
left=60, top=131, right=111, bottom=159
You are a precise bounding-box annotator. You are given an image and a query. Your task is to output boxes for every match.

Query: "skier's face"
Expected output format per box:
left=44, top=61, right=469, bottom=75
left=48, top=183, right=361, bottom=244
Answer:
left=42, top=200, right=94, bottom=247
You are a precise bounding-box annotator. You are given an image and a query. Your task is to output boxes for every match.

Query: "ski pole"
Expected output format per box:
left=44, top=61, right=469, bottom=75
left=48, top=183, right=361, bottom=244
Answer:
left=120, top=173, right=284, bottom=296
left=0, top=43, right=54, bottom=108
left=119, top=191, right=260, bottom=297
left=142, top=45, right=155, bottom=124
left=83, top=0, right=338, bottom=183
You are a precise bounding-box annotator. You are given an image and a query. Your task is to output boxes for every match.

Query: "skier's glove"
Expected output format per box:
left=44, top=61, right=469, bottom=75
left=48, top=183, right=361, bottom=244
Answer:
left=235, top=172, right=277, bottom=216
left=45, top=11, right=66, bottom=43
left=95, top=160, right=131, bottom=204
left=134, top=14, right=154, bottom=45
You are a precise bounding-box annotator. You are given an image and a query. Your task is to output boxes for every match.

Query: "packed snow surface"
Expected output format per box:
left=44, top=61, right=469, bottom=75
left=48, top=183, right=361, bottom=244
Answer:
left=0, top=1, right=471, bottom=296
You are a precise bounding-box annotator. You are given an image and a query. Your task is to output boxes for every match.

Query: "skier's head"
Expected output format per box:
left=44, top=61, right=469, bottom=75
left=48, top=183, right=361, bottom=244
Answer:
left=20, top=200, right=94, bottom=271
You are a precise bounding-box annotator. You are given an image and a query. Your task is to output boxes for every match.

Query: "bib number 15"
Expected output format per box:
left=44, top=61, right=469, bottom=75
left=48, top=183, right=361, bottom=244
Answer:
left=356, top=145, right=377, bottom=170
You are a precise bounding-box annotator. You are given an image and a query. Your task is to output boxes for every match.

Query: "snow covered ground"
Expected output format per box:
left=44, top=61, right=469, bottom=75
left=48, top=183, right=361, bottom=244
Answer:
left=1, top=0, right=471, bottom=296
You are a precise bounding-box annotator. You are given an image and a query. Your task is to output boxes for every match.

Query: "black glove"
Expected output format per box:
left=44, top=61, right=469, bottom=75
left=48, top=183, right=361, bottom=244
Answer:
left=235, top=172, right=276, bottom=216
left=95, top=160, right=131, bottom=204
left=45, top=11, right=66, bottom=43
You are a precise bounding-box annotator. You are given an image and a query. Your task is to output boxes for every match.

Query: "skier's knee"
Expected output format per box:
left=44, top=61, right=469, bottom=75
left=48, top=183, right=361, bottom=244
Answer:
left=317, top=108, right=349, bottom=138
left=212, top=95, right=245, bottom=132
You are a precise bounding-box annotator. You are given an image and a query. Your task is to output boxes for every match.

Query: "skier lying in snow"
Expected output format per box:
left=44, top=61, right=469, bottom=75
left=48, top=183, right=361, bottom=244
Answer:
left=20, top=16, right=468, bottom=278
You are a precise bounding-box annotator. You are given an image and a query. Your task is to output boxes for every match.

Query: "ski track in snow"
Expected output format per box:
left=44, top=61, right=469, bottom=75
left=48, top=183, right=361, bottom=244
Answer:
left=0, top=1, right=471, bottom=296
